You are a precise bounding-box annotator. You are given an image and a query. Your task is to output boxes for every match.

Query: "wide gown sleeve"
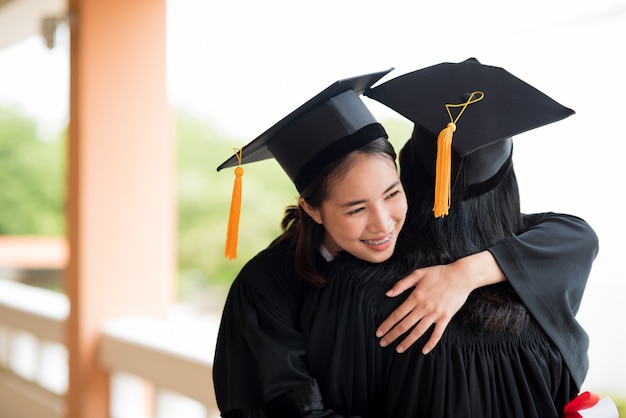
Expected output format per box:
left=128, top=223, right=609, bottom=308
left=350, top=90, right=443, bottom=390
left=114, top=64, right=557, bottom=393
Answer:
left=213, top=247, right=355, bottom=418
left=488, top=212, right=599, bottom=388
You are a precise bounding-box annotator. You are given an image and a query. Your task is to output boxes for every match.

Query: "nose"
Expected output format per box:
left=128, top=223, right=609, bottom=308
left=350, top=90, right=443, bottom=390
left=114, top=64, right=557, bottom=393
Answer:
left=368, top=204, right=391, bottom=233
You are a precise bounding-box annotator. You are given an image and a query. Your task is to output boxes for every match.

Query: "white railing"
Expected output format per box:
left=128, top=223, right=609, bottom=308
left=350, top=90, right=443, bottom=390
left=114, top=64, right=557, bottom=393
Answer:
left=101, top=313, right=220, bottom=418
left=0, top=278, right=221, bottom=418
left=0, top=279, right=67, bottom=418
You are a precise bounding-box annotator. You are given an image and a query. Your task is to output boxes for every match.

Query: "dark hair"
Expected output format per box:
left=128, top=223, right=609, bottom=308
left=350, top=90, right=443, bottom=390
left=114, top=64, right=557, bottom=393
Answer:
left=398, top=153, right=528, bottom=332
left=397, top=123, right=522, bottom=264
left=399, top=163, right=523, bottom=265
left=276, top=137, right=397, bottom=287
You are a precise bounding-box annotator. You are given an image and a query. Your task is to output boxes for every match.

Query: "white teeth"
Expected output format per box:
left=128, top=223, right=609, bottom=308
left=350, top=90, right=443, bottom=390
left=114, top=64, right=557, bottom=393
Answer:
left=362, top=233, right=392, bottom=246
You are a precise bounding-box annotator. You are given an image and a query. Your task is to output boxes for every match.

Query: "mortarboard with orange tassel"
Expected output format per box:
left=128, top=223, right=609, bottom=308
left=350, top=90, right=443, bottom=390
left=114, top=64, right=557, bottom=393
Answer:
left=217, top=68, right=393, bottom=259
left=365, top=57, right=575, bottom=217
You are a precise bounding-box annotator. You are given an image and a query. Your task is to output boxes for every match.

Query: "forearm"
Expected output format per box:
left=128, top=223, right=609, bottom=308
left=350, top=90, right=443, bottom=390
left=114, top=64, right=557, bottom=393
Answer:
left=451, top=250, right=505, bottom=290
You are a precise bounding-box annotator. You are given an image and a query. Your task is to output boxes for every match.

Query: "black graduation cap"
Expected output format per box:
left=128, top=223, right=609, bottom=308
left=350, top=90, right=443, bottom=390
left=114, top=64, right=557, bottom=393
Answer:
left=365, top=57, right=575, bottom=217
left=218, top=69, right=393, bottom=259
left=217, top=68, right=393, bottom=193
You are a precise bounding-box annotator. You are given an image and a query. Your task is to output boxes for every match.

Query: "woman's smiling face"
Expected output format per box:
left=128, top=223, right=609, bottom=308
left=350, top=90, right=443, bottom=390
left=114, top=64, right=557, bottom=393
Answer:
left=301, top=152, right=407, bottom=264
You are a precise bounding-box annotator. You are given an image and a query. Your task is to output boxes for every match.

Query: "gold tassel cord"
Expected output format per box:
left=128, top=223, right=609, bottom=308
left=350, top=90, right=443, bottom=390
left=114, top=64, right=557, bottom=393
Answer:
left=433, top=91, right=485, bottom=218
left=225, top=148, right=244, bottom=260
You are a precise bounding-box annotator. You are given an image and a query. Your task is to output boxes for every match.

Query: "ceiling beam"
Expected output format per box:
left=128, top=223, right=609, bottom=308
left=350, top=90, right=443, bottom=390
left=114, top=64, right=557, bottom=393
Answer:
left=0, top=0, right=65, bottom=50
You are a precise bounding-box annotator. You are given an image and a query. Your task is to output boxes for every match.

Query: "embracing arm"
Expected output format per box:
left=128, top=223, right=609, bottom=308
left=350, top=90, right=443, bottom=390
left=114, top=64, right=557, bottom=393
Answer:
left=376, top=212, right=598, bottom=354
left=376, top=250, right=503, bottom=353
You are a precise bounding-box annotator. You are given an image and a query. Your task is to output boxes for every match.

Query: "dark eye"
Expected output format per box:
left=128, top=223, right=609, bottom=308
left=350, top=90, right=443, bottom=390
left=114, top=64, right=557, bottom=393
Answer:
left=386, top=189, right=401, bottom=200
left=346, top=207, right=365, bottom=216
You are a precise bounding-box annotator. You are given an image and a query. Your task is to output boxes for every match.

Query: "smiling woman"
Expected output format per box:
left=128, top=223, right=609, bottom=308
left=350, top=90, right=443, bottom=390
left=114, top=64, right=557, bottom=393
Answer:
left=212, top=70, right=405, bottom=417
left=299, top=152, right=406, bottom=264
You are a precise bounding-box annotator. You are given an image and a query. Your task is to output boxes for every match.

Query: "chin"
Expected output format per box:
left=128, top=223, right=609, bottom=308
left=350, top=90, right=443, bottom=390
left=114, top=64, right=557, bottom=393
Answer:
left=363, top=249, right=394, bottom=264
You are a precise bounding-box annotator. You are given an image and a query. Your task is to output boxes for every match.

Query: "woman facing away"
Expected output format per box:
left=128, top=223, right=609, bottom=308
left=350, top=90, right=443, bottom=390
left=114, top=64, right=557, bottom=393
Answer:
left=301, top=58, right=598, bottom=418
left=213, top=65, right=599, bottom=418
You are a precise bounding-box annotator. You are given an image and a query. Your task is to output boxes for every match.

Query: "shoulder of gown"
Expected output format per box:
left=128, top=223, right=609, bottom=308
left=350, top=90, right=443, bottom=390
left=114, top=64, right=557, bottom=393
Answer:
left=214, top=244, right=352, bottom=418
left=488, top=211, right=599, bottom=388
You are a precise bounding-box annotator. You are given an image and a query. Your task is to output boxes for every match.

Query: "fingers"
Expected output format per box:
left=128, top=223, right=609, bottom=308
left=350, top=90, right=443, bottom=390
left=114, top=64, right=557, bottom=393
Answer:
left=379, top=269, right=431, bottom=335
left=382, top=314, right=452, bottom=354
left=393, top=316, right=434, bottom=353
left=420, top=319, right=448, bottom=355
left=385, top=268, right=425, bottom=297
left=376, top=263, right=467, bottom=355
left=379, top=312, right=422, bottom=347
left=376, top=301, right=415, bottom=338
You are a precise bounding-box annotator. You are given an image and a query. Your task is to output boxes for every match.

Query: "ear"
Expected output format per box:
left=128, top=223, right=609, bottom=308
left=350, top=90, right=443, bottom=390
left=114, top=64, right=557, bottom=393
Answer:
left=299, top=197, right=323, bottom=225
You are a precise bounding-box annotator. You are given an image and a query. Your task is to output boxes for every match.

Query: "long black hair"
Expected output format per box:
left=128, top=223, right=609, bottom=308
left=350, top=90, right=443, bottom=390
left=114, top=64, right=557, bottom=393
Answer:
left=399, top=160, right=523, bottom=267
left=397, top=136, right=529, bottom=332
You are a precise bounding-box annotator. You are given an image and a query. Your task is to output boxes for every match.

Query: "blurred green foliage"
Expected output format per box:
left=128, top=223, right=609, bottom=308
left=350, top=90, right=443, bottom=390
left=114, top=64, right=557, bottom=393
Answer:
left=0, top=106, right=65, bottom=235
left=175, top=111, right=298, bottom=296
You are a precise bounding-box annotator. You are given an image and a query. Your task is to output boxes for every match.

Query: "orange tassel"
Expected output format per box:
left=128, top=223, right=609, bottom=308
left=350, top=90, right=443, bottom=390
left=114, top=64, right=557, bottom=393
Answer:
left=225, top=149, right=244, bottom=260
left=433, top=122, right=455, bottom=218
left=432, top=91, right=485, bottom=218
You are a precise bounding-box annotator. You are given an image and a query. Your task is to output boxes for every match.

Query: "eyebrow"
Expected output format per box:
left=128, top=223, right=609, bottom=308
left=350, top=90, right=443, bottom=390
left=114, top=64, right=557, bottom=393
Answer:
left=340, top=181, right=401, bottom=208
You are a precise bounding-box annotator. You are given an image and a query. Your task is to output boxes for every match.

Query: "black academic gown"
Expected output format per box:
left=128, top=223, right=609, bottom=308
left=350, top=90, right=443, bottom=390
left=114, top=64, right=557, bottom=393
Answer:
left=303, top=267, right=573, bottom=418
left=302, top=212, right=598, bottom=418
left=490, top=213, right=597, bottom=388
left=214, top=241, right=354, bottom=417
left=212, top=213, right=598, bottom=418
